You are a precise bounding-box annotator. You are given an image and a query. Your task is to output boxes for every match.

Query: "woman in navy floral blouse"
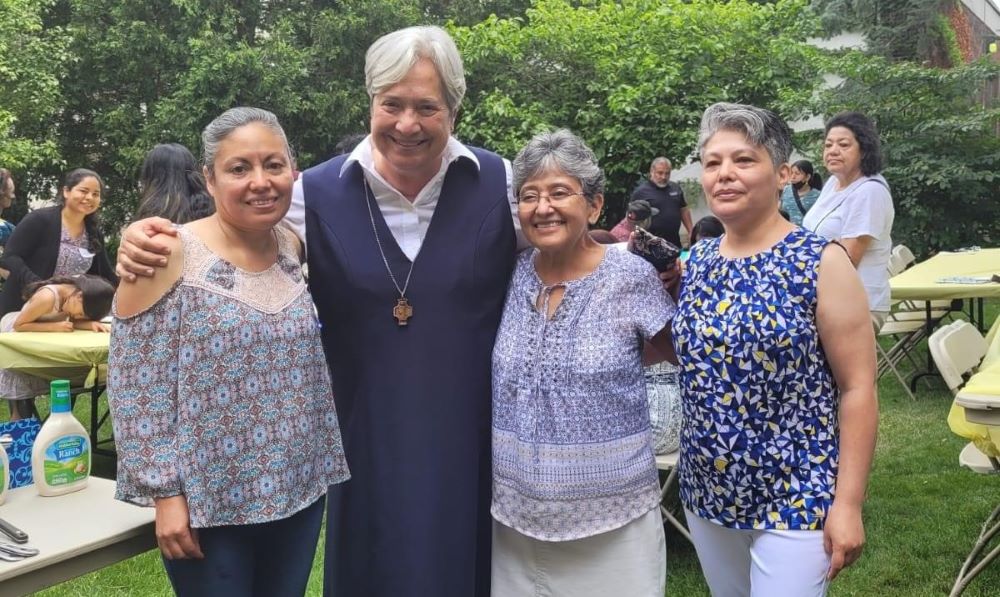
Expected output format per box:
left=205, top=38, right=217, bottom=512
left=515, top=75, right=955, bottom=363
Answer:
left=109, top=107, right=349, bottom=595
left=673, top=103, right=878, bottom=596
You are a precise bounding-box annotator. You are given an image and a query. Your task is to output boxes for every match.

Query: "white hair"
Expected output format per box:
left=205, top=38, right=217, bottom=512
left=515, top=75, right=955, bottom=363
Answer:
left=364, top=26, right=466, bottom=116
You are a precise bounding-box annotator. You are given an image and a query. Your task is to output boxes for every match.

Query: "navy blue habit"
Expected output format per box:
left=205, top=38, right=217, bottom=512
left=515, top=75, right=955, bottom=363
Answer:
left=303, top=147, right=515, bottom=597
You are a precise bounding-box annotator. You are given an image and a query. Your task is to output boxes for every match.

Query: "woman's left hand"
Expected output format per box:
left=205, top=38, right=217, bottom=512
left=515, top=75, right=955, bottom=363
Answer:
left=823, top=501, right=865, bottom=580
left=88, top=321, right=111, bottom=333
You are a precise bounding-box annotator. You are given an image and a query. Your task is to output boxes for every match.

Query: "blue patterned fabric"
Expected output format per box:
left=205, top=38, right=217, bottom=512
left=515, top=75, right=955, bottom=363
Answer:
left=672, top=229, right=840, bottom=531
left=492, top=247, right=675, bottom=541
left=109, top=227, right=349, bottom=528
left=1, top=418, right=41, bottom=489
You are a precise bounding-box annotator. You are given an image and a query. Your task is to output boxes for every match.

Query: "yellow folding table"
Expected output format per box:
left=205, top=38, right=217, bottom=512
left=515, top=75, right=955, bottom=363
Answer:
left=0, top=331, right=111, bottom=455
left=947, top=317, right=1000, bottom=597
left=890, top=249, right=1000, bottom=391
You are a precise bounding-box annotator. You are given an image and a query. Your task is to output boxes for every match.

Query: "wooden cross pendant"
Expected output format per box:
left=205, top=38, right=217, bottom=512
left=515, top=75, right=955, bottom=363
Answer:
left=393, top=298, right=413, bottom=326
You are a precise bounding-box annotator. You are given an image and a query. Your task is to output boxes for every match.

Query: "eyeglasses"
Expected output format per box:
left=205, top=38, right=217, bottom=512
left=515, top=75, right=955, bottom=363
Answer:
left=517, top=189, right=585, bottom=207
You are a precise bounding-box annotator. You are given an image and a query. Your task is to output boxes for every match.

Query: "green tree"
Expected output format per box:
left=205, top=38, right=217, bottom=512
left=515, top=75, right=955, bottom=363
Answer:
left=0, top=0, right=69, bottom=212
left=452, top=0, right=823, bottom=224
left=810, top=52, right=1000, bottom=255
left=811, top=0, right=958, bottom=64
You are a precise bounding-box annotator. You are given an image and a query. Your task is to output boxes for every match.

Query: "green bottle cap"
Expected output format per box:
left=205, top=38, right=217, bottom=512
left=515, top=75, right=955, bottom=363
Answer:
left=50, top=379, right=72, bottom=413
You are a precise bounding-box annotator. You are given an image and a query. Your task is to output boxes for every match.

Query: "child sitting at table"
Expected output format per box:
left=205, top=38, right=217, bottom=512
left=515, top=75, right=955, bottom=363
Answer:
left=0, top=274, right=114, bottom=421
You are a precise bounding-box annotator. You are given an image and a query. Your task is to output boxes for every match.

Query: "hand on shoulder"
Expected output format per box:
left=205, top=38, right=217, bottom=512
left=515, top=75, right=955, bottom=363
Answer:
left=115, top=232, right=183, bottom=318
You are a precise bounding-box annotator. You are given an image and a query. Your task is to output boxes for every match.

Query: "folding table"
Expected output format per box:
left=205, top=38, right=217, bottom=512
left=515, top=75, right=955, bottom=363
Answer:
left=0, top=477, right=155, bottom=596
left=0, top=331, right=112, bottom=456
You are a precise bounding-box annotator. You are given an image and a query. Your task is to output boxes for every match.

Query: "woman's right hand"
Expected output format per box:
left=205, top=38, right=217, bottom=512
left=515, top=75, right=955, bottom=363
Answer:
left=116, top=217, right=178, bottom=282
left=154, top=495, right=204, bottom=560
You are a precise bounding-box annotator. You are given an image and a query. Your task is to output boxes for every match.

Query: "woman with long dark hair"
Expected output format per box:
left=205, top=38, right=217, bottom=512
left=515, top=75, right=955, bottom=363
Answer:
left=134, top=143, right=214, bottom=224
left=0, top=168, right=118, bottom=319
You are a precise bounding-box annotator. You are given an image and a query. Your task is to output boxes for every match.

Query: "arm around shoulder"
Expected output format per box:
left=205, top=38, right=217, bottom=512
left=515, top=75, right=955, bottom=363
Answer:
left=115, top=233, right=184, bottom=318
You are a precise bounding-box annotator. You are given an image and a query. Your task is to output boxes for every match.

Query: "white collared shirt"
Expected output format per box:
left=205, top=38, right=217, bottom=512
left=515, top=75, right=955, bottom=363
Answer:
left=285, top=135, right=525, bottom=260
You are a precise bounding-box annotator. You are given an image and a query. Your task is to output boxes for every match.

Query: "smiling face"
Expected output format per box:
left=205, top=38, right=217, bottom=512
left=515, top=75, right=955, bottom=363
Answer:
left=62, top=176, right=102, bottom=217
left=369, top=58, right=453, bottom=188
left=204, top=122, right=293, bottom=232
left=517, top=168, right=603, bottom=255
left=823, top=126, right=863, bottom=182
left=701, top=129, right=789, bottom=226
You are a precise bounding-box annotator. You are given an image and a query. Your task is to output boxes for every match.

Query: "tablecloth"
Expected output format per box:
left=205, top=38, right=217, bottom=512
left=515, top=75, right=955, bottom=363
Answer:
left=0, top=331, right=109, bottom=385
left=890, top=249, right=1000, bottom=301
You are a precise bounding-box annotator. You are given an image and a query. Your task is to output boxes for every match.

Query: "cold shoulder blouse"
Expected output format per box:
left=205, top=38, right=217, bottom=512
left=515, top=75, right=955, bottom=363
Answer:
left=108, top=226, right=349, bottom=528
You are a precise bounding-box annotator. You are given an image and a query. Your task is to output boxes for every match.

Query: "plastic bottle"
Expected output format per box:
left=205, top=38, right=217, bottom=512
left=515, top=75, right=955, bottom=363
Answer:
left=32, top=380, right=91, bottom=496
left=0, top=435, right=10, bottom=505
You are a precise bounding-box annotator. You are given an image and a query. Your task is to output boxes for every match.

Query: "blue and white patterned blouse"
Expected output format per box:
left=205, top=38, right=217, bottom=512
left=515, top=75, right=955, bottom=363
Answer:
left=673, top=229, right=840, bottom=531
left=109, top=226, right=350, bottom=528
left=492, top=247, right=676, bottom=541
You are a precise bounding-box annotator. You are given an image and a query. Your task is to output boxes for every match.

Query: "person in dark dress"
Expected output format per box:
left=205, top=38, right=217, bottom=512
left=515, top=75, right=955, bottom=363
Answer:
left=116, top=25, right=520, bottom=597
left=630, top=156, right=693, bottom=246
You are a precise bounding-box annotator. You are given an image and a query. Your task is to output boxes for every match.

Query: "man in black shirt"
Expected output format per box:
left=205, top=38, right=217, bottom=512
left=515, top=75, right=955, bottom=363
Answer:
left=630, top=157, right=693, bottom=247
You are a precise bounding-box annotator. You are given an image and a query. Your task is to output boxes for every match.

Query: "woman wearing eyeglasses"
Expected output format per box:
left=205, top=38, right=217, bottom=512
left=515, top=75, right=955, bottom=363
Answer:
left=490, top=129, right=677, bottom=596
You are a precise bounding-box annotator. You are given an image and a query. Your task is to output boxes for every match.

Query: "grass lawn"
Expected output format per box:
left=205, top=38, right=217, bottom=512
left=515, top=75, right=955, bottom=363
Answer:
left=29, top=301, right=1000, bottom=596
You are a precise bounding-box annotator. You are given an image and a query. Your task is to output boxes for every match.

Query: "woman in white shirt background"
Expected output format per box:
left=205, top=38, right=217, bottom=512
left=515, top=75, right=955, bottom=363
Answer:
left=803, top=112, right=894, bottom=328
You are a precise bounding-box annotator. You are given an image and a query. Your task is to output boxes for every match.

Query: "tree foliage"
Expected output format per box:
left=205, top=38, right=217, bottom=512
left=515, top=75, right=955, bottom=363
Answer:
left=811, top=0, right=958, bottom=65
left=453, top=0, right=823, bottom=223
left=0, top=0, right=68, bottom=201
left=810, top=52, right=1000, bottom=255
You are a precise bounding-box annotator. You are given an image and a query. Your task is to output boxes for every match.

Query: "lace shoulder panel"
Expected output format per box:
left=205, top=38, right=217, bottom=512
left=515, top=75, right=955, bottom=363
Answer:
left=178, top=225, right=306, bottom=314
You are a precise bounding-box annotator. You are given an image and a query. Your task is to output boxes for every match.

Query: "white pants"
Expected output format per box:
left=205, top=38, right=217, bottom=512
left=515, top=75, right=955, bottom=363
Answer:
left=686, top=511, right=831, bottom=597
left=491, top=508, right=666, bottom=597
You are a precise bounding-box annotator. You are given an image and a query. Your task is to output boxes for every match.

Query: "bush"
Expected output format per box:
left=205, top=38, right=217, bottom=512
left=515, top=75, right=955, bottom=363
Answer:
left=810, top=53, right=1000, bottom=256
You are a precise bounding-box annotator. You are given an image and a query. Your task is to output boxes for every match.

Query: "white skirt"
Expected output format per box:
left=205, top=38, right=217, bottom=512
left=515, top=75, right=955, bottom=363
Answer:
left=491, top=508, right=666, bottom=597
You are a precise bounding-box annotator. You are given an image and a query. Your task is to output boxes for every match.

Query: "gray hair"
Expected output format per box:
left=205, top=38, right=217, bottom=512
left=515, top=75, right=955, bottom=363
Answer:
left=365, top=26, right=466, bottom=117
left=697, top=102, right=792, bottom=168
left=513, top=129, right=605, bottom=204
left=202, top=107, right=293, bottom=175
left=651, top=157, right=671, bottom=169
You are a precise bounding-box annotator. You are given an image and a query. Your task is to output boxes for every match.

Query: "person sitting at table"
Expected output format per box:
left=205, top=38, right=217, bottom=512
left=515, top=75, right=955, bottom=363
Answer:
left=133, top=143, right=215, bottom=224
left=0, top=168, right=118, bottom=320
left=108, top=106, right=349, bottom=596
left=0, top=274, right=114, bottom=421
left=802, top=112, right=894, bottom=328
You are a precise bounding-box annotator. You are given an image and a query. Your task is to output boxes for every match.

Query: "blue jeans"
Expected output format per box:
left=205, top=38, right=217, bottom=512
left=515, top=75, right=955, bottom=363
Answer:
left=163, top=496, right=324, bottom=596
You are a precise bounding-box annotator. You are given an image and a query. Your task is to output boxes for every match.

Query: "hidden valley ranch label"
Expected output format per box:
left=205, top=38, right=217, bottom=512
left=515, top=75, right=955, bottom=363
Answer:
left=44, top=435, right=90, bottom=485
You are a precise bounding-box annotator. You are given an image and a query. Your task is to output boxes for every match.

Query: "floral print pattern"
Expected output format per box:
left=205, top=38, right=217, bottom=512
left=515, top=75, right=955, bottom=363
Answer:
left=109, top=226, right=349, bottom=528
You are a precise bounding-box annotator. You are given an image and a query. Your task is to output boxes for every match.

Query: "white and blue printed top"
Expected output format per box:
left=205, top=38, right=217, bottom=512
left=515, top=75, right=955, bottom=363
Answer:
left=109, top=227, right=350, bottom=528
left=491, top=247, right=676, bottom=541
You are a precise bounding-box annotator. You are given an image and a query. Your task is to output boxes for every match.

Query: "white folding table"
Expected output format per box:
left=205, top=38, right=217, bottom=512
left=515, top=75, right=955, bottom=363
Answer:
left=0, top=477, right=155, bottom=596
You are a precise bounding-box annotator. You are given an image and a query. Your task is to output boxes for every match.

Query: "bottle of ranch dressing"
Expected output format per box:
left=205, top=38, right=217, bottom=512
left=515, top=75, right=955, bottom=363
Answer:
left=32, top=380, right=91, bottom=496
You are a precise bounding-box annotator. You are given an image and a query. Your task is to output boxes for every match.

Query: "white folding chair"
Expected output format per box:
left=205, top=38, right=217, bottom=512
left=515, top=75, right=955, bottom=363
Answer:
left=655, top=451, right=692, bottom=543
left=875, top=315, right=926, bottom=400
left=892, top=244, right=916, bottom=270
left=931, top=322, right=1000, bottom=596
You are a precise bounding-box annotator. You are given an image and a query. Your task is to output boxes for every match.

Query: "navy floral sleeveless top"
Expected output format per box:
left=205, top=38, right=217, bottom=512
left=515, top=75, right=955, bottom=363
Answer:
left=672, top=228, right=840, bottom=530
